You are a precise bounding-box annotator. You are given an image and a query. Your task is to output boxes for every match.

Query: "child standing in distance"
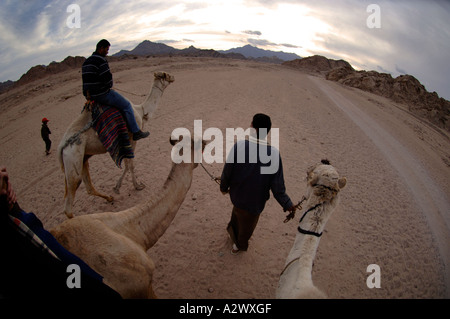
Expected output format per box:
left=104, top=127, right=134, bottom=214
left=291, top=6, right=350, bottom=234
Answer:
left=41, top=117, right=51, bottom=155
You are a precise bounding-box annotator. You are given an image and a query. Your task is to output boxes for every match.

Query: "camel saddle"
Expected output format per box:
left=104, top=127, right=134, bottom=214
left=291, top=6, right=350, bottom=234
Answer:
left=87, top=101, right=134, bottom=168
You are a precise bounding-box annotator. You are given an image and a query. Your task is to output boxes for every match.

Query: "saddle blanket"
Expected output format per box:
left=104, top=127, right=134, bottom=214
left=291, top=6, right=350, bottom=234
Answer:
left=91, top=103, right=134, bottom=168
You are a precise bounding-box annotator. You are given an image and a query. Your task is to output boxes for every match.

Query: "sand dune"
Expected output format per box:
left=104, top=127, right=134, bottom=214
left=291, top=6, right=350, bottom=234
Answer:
left=1, top=56, right=449, bottom=298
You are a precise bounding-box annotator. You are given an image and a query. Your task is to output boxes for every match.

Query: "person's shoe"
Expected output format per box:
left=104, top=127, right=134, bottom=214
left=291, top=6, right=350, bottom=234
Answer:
left=133, top=130, right=150, bottom=141
left=231, top=243, right=240, bottom=255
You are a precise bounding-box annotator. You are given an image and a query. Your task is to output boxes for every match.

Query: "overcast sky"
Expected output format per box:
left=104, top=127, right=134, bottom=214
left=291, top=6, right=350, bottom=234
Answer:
left=0, top=0, right=449, bottom=100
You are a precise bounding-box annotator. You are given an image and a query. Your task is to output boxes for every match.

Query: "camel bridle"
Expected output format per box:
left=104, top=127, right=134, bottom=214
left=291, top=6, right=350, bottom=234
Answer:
left=297, top=203, right=325, bottom=237
left=285, top=183, right=339, bottom=237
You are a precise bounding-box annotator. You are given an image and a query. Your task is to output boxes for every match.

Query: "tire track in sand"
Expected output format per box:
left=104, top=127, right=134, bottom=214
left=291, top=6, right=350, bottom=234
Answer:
left=17, top=166, right=60, bottom=197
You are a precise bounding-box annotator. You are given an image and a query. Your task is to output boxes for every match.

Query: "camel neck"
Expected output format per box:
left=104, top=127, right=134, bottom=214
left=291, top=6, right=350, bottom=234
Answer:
left=140, top=80, right=166, bottom=119
left=283, top=202, right=330, bottom=285
left=291, top=233, right=321, bottom=283
left=122, top=162, right=194, bottom=251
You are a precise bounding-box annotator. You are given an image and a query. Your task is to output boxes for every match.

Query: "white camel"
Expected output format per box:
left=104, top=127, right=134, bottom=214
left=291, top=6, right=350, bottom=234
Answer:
left=58, top=71, right=174, bottom=218
left=277, top=159, right=347, bottom=298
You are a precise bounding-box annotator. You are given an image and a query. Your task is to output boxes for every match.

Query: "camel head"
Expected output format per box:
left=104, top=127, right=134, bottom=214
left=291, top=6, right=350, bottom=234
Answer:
left=154, top=71, right=175, bottom=86
left=305, top=159, right=346, bottom=202
left=169, top=135, right=207, bottom=168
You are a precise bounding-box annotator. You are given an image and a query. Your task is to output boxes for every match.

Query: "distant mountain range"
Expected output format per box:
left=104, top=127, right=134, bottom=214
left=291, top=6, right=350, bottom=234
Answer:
left=113, top=40, right=301, bottom=63
left=1, top=41, right=448, bottom=132
left=219, top=44, right=301, bottom=61
left=0, top=41, right=301, bottom=93
left=113, top=40, right=178, bottom=57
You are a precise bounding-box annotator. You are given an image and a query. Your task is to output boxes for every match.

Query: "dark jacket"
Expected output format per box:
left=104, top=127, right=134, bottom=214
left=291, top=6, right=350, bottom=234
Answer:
left=220, top=137, right=293, bottom=215
left=41, top=123, right=51, bottom=140
left=82, top=52, right=113, bottom=98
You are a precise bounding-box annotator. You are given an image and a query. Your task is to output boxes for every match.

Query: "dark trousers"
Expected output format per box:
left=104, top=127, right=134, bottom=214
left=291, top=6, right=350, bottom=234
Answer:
left=43, top=138, right=51, bottom=152
left=227, top=206, right=260, bottom=251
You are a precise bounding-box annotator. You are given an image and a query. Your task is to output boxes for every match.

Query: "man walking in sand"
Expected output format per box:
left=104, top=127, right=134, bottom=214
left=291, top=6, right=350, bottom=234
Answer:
left=220, top=113, right=296, bottom=254
left=82, top=39, right=149, bottom=141
left=41, top=117, right=51, bottom=155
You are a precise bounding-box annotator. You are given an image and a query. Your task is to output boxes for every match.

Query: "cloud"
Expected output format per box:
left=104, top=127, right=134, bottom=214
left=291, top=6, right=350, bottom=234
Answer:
left=158, top=38, right=195, bottom=45
left=243, top=30, right=262, bottom=36
left=0, top=0, right=182, bottom=81
left=303, top=0, right=450, bottom=99
left=184, top=2, right=209, bottom=11
left=158, top=39, right=181, bottom=44
left=395, top=65, right=407, bottom=75
left=377, top=65, right=391, bottom=74
left=157, top=16, right=195, bottom=28
left=0, top=1, right=82, bottom=80
left=281, top=43, right=301, bottom=49
left=247, top=38, right=300, bottom=51
left=0, top=0, right=449, bottom=101
left=247, top=38, right=277, bottom=47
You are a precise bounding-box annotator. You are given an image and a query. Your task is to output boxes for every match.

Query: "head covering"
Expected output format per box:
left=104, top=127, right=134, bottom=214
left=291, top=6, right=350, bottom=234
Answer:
left=42, top=118, right=49, bottom=123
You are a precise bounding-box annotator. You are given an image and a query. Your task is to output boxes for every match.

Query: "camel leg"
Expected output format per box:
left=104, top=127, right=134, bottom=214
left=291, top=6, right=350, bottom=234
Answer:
left=63, top=174, right=81, bottom=219
left=82, top=160, right=114, bottom=202
left=128, top=159, right=145, bottom=191
left=113, top=160, right=129, bottom=194
left=114, top=159, right=145, bottom=193
left=63, top=158, right=83, bottom=219
left=148, top=284, right=157, bottom=299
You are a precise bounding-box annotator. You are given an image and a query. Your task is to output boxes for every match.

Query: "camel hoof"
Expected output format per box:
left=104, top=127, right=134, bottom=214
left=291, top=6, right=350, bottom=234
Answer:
left=113, top=187, right=120, bottom=194
left=65, top=212, right=74, bottom=219
left=135, top=183, right=146, bottom=191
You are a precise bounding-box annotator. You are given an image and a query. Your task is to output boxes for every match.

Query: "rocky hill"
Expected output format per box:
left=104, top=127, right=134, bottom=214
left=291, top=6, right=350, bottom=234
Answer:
left=283, top=55, right=449, bottom=131
left=0, top=80, right=14, bottom=93
left=175, top=45, right=245, bottom=59
left=283, top=55, right=353, bottom=74
left=113, top=40, right=177, bottom=56
left=14, top=56, right=86, bottom=87
left=326, top=66, right=449, bottom=131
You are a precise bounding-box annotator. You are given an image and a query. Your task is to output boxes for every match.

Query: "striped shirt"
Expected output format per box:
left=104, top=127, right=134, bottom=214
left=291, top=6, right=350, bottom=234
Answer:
left=82, top=52, right=113, bottom=98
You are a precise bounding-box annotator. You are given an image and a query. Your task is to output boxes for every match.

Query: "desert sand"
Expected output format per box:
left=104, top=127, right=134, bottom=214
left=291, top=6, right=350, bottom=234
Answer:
left=0, top=56, right=449, bottom=298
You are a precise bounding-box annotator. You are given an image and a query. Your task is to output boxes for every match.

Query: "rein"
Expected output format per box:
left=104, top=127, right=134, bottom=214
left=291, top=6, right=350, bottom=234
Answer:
left=283, top=196, right=306, bottom=223
left=60, top=101, right=97, bottom=153
left=200, top=163, right=221, bottom=185
left=114, top=87, right=146, bottom=97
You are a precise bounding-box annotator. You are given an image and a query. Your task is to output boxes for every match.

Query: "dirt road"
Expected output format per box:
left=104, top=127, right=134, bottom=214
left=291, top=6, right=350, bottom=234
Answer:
left=310, top=75, right=450, bottom=295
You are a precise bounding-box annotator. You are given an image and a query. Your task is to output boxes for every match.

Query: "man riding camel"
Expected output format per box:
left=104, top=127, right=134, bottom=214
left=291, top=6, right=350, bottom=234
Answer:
left=82, top=39, right=149, bottom=141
